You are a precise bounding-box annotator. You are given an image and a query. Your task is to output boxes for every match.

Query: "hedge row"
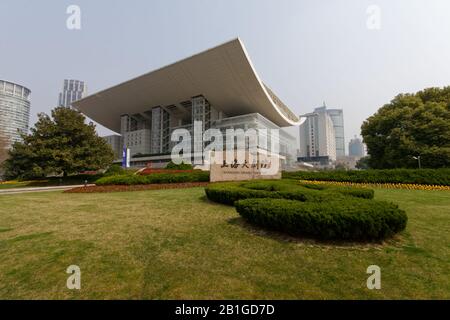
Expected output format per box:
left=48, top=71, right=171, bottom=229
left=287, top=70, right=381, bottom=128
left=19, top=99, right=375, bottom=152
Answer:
left=95, top=171, right=209, bottom=185
left=282, top=169, right=450, bottom=186
left=235, top=198, right=407, bottom=241
left=205, top=180, right=373, bottom=206
left=205, top=180, right=406, bottom=241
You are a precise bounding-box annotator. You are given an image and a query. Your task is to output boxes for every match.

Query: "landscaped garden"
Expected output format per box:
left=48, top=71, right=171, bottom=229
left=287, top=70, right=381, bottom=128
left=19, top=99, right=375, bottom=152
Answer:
left=0, top=183, right=448, bottom=299
left=205, top=180, right=407, bottom=241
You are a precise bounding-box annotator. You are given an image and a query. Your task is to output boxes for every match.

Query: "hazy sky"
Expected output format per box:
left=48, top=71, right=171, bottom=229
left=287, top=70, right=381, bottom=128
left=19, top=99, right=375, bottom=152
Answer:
left=1, top=0, right=450, bottom=150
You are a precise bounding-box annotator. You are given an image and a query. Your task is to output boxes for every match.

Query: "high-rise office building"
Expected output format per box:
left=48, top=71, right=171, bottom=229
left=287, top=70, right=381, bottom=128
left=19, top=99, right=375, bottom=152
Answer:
left=298, top=107, right=336, bottom=165
left=326, top=108, right=345, bottom=157
left=315, top=104, right=345, bottom=157
left=348, top=136, right=366, bottom=158
left=0, top=80, right=31, bottom=148
left=58, top=79, right=87, bottom=108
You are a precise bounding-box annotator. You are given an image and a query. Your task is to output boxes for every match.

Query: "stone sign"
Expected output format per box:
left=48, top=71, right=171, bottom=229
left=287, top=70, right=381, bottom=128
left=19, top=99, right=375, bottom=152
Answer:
left=209, top=151, right=282, bottom=182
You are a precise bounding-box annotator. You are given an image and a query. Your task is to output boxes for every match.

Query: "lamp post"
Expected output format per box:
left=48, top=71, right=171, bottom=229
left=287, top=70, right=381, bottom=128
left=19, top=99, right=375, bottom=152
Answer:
left=412, top=156, right=421, bottom=169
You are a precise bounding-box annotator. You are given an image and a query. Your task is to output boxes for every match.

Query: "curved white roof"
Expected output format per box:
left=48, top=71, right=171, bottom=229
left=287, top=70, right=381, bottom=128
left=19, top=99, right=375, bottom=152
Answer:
left=73, top=38, right=300, bottom=132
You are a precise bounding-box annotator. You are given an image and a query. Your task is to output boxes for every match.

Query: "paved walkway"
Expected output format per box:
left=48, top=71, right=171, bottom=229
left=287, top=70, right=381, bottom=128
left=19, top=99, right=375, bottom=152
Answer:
left=0, top=184, right=95, bottom=195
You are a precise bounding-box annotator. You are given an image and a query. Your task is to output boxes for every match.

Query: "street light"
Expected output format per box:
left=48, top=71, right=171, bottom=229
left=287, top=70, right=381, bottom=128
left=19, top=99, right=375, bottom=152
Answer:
left=412, top=156, right=421, bottom=169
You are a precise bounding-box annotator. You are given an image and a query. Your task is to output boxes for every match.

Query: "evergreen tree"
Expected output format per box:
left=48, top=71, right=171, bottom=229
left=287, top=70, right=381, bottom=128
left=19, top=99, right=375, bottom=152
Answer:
left=2, top=107, right=114, bottom=179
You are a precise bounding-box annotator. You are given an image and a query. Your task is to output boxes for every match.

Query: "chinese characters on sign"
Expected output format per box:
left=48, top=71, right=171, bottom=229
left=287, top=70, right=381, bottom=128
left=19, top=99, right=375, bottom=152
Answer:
left=210, top=152, right=282, bottom=182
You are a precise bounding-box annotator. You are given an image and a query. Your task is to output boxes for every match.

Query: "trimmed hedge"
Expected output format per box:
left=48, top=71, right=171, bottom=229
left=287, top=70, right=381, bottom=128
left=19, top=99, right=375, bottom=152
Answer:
left=165, top=161, right=194, bottom=170
left=282, top=169, right=450, bottom=186
left=205, top=180, right=373, bottom=206
left=95, top=171, right=209, bottom=185
left=205, top=180, right=405, bottom=241
left=235, top=198, right=407, bottom=241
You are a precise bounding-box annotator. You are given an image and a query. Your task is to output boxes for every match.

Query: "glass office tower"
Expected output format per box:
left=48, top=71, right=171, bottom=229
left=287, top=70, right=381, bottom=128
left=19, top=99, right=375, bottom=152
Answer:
left=0, top=80, right=31, bottom=148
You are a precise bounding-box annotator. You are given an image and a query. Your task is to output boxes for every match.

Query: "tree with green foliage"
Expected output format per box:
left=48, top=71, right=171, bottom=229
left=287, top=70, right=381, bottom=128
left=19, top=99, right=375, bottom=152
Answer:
left=0, top=135, right=8, bottom=166
left=2, top=107, right=114, bottom=179
left=355, top=156, right=370, bottom=170
left=361, top=87, right=450, bottom=168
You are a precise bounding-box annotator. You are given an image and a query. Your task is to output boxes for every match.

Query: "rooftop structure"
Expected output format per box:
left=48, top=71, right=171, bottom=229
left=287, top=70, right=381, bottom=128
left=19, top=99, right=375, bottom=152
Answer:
left=73, top=38, right=300, bottom=167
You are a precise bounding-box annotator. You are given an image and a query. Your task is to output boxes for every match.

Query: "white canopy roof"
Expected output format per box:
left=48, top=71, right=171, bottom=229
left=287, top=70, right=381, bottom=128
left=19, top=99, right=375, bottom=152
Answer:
left=73, top=38, right=300, bottom=132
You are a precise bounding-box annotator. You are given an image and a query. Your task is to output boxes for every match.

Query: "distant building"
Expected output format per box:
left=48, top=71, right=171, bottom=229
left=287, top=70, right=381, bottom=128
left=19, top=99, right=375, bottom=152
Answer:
left=103, top=134, right=122, bottom=160
left=315, top=104, right=345, bottom=157
left=58, top=79, right=87, bottom=108
left=335, top=156, right=359, bottom=170
left=0, top=80, right=31, bottom=148
left=298, top=107, right=336, bottom=166
left=349, top=136, right=365, bottom=158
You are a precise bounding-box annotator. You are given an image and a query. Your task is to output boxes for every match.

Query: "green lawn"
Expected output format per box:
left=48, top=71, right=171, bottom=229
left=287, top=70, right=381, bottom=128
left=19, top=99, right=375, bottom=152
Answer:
left=0, top=176, right=101, bottom=190
left=0, top=187, right=448, bottom=299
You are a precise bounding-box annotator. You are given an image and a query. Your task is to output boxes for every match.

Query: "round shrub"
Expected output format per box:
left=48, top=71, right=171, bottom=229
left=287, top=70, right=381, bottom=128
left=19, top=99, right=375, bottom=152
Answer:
left=235, top=198, right=407, bottom=241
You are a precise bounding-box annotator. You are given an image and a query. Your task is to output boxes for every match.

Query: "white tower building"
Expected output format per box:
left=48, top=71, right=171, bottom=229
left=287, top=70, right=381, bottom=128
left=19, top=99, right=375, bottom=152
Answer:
left=298, top=107, right=336, bottom=166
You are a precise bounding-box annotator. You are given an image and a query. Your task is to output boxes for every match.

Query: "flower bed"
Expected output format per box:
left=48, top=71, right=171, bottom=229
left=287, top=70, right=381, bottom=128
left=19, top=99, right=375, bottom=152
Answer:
left=283, top=168, right=450, bottom=186
left=299, top=180, right=450, bottom=191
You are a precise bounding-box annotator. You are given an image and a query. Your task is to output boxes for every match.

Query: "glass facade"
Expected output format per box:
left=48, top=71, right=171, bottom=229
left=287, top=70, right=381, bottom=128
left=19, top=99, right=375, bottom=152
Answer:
left=0, top=80, right=31, bottom=148
left=115, top=94, right=296, bottom=167
left=150, top=107, right=171, bottom=154
left=326, top=109, right=345, bottom=157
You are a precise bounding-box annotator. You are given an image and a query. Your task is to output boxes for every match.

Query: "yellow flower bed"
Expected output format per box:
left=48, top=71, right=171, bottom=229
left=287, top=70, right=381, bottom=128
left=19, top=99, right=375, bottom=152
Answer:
left=300, top=180, right=450, bottom=191
left=0, top=180, right=19, bottom=185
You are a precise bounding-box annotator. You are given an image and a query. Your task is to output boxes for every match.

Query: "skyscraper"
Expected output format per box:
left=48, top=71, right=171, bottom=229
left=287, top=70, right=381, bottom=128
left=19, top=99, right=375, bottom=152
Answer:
left=349, top=136, right=366, bottom=158
left=315, top=104, right=345, bottom=157
left=326, top=108, right=345, bottom=157
left=298, top=107, right=336, bottom=165
left=58, top=79, right=87, bottom=108
left=0, top=80, right=31, bottom=148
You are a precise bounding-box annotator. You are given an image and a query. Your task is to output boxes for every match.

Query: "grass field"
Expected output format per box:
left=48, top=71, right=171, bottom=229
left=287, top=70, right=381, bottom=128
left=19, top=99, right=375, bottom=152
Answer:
left=0, top=176, right=101, bottom=190
left=0, top=186, right=448, bottom=299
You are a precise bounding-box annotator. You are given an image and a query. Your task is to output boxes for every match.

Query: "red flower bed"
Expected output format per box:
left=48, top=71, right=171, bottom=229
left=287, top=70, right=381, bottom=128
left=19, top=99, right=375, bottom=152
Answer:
left=139, top=169, right=197, bottom=175
left=65, top=182, right=209, bottom=193
left=78, top=170, right=100, bottom=175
